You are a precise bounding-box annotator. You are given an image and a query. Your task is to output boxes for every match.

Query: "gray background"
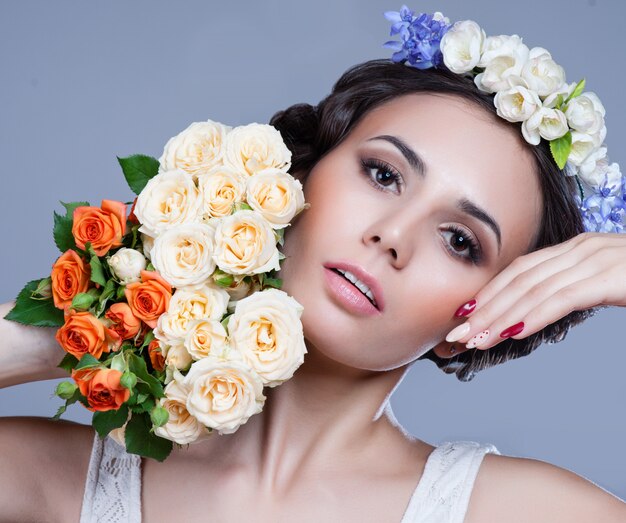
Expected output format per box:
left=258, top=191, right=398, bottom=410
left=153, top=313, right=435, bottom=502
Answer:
left=1, top=0, right=624, bottom=501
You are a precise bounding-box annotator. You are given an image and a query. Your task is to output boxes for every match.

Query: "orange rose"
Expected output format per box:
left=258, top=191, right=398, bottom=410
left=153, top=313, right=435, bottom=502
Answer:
left=50, top=249, right=91, bottom=310
left=55, top=309, right=122, bottom=360
left=125, top=270, right=172, bottom=328
left=105, top=302, right=141, bottom=340
left=72, top=199, right=127, bottom=256
left=72, top=367, right=130, bottom=412
left=148, top=339, right=165, bottom=372
left=128, top=197, right=139, bottom=225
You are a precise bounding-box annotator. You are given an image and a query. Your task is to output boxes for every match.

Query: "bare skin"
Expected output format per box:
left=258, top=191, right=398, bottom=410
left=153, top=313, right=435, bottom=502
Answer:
left=1, top=94, right=625, bottom=522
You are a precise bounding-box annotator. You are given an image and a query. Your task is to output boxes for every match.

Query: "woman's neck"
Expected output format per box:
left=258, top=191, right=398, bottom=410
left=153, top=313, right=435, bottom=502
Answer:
left=179, top=340, right=412, bottom=493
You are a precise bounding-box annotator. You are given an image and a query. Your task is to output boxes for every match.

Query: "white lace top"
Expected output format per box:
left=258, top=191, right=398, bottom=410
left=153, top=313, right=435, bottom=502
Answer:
left=80, top=434, right=499, bottom=522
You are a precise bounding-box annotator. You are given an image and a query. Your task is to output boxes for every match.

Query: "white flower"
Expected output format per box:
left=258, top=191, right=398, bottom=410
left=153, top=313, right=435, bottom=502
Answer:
left=565, top=92, right=605, bottom=136
left=440, top=20, right=485, bottom=74
left=154, top=371, right=211, bottom=445
left=520, top=47, right=566, bottom=97
left=134, top=170, right=202, bottom=238
left=494, top=85, right=542, bottom=122
left=108, top=248, right=146, bottom=285
left=521, top=106, right=569, bottom=145
left=474, top=34, right=530, bottom=93
left=213, top=210, right=281, bottom=275
left=159, top=120, right=231, bottom=180
left=567, top=132, right=598, bottom=167
left=245, top=168, right=306, bottom=229
left=163, top=341, right=193, bottom=371
left=184, top=356, right=266, bottom=435
left=579, top=158, right=621, bottom=190
left=578, top=145, right=609, bottom=185
left=140, top=233, right=155, bottom=261
left=154, top=283, right=230, bottom=343
left=151, top=223, right=217, bottom=288
left=228, top=288, right=306, bottom=388
left=197, top=165, right=248, bottom=219
left=223, top=123, right=292, bottom=177
left=542, top=81, right=577, bottom=108
left=184, top=319, right=229, bottom=360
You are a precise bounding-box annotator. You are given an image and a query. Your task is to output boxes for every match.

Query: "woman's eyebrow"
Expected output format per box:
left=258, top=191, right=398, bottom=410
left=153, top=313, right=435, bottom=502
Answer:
left=366, top=134, right=502, bottom=253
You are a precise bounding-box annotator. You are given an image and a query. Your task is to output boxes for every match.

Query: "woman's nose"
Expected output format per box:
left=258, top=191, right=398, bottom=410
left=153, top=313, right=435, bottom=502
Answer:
left=363, top=209, right=418, bottom=269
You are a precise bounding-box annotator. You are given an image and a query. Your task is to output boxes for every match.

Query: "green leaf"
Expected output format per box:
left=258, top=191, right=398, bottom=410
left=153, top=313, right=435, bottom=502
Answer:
left=89, top=255, right=107, bottom=286
left=150, top=405, right=169, bottom=428
left=92, top=404, right=129, bottom=438
left=4, top=279, right=65, bottom=327
left=263, top=277, right=283, bottom=289
left=75, top=353, right=102, bottom=371
left=116, top=285, right=127, bottom=300
left=130, top=396, right=155, bottom=414
left=554, top=93, right=564, bottom=110
left=117, top=155, right=160, bottom=195
left=57, top=353, right=79, bottom=372
left=55, top=381, right=78, bottom=400
left=125, top=412, right=173, bottom=462
left=221, top=314, right=231, bottom=331
left=128, top=353, right=164, bottom=398
left=549, top=132, right=572, bottom=170
left=566, top=78, right=586, bottom=103
left=95, top=279, right=116, bottom=316
left=70, top=292, right=96, bottom=311
left=233, top=201, right=253, bottom=212
left=53, top=201, right=90, bottom=253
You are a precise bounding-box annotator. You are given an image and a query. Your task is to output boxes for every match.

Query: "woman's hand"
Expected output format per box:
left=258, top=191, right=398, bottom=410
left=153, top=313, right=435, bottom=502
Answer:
left=445, top=232, right=626, bottom=351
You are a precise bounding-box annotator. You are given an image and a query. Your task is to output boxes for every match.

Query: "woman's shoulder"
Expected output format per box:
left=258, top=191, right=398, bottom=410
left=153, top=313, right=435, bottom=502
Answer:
left=465, top=451, right=626, bottom=523
left=0, top=416, right=95, bottom=522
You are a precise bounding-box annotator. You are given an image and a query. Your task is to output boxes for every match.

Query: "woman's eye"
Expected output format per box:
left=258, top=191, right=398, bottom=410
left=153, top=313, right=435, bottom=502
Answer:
left=360, top=159, right=404, bottom=194
left=441, top=227, right=483, bottom=265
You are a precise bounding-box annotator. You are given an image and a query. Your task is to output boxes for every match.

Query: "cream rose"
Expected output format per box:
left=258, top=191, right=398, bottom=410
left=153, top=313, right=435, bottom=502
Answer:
left=108, top=248, right=146, bottom=285
left=141, top=233, right=155, bottom=261
left=184, top=319, right=229, bottom=360
left=197, top=165, right=247, bottom=218
left=520, top=47, right=566, bottom=97
left=184, top=356, right=266, bottom=434
left=578, top=146, right=609, bottom=186
left=223, top=123, right=292, bottom=177
left=228, top=288, right=306, bottom=388
left=440, top=20, right=485, bottom=74
left=134, top=170, right=202, bottom=238
left=213, top=210, right=281, bottom=275
left=245, top=168, right=305, bottom=229
left=474, top=34, right=529, bottom=93
left=151, top=223, right=217, bottom=288
left=154, top=283, right=230, bottom=343
left=163, top=341, right=193, bottom=371
left=159, top=120, right=231, bottom=179
left=154, top=372, right=211, bottom=445
left=521, top=107, right=568, bottom=145
left=493, top=85, right=541, bottom=122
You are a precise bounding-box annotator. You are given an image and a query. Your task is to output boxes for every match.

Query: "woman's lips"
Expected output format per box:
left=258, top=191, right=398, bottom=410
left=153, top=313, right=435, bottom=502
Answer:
left=322, top=267, right=382, bottom=317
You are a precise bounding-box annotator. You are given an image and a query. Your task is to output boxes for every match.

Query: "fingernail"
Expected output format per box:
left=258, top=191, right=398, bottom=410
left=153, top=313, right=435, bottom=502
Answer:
left=500, top=321, right=525, bottom=339
left=445, top=322, right=471, bottom=343
left=466, top=329, right=490, bottom=349
left=454, top=299, right=477, bottom=318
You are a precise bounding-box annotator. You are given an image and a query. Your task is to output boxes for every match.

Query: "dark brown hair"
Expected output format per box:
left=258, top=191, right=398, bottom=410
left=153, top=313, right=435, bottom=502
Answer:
left=269, top=59, right=596, bottom=382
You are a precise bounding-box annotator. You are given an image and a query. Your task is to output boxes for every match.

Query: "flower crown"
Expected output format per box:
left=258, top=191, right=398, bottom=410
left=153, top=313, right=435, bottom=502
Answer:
left=384, top=6, right=626, bottom=234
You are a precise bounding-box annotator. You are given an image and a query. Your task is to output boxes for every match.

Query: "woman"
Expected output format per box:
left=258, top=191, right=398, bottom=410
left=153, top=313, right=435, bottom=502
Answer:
left=1, top=10, right=626, bottom=523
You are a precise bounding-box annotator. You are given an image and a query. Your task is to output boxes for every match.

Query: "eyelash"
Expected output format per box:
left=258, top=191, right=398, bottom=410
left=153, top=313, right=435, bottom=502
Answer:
left=360, top=157, right=483, bottom=266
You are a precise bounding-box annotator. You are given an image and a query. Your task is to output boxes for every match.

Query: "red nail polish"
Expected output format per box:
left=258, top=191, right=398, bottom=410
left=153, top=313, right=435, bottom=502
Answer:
left=454, top=299, right=477, bottom=317
left=500, top=321, right=525, bottom=339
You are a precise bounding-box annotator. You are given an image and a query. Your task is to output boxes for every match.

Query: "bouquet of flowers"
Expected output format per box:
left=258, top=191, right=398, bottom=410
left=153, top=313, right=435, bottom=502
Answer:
left=4, top=119, right=309, bottom=461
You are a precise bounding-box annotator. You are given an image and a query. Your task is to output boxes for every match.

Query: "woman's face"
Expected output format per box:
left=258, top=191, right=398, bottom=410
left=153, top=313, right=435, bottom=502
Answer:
left=277, top=93, right=542, bottom=371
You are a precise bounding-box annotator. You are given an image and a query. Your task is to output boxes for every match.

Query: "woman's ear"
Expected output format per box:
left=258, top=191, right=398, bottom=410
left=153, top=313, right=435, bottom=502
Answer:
left=432, top=339, right=471, bottom=359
